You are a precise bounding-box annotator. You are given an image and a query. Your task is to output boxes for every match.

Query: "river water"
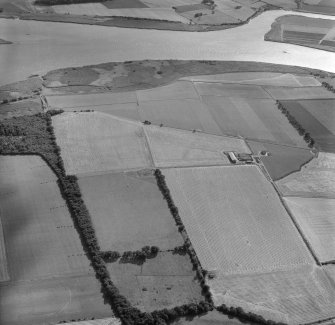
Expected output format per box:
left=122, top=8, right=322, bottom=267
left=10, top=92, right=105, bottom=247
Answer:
left=0, top=10, right=335, bottom=85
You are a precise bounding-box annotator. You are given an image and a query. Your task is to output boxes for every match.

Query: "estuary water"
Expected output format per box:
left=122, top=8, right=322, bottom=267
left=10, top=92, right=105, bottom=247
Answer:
left=0, top=10, right=335, bottom=85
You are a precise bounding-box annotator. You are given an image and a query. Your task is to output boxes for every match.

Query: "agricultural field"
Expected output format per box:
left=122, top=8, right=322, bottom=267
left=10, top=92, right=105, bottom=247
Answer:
left=78, top=170, right=184, bottom=251
left=201, top=96, right=308, bottom=147
left=210, top=264, right=335, bottom=324
left=0, top=155, right=114, bottom=324
left=144, top=125, right=250, bottom=168
left=248, top=140, right=314, bottom=180
left=52, top=112, right=152, bottom=176
left=284, top=196, right=335, bottom=263
left=163, top=165, right=313, bottom=275
left=78, top=170, right=202, bottom=312
left=276, top=152, right=335, bottom=197
left=107, top=252, right=202, bottom=312
left=265, top=15, right=335, bottom=51
left=138, top=98, right=222, bottom=135
left=62, top=318, right=121, bottom=325
left=280, top=99, right=335, bottom=152
left=264, top=86, right=335, bottom=100
left=181, top=72, right=321, bottom=87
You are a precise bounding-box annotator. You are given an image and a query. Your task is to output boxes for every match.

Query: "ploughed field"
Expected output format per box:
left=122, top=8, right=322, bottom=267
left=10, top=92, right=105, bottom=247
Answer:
left=0, top=156, right=115, bottom=325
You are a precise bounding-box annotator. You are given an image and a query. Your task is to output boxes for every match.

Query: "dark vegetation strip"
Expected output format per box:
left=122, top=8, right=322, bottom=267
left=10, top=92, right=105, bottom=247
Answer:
left=0, top=112, right=213, bottom=325
left=35, top=0, right=107, bottom=5
left=276, top=100, right=315, bottom=148
left=154, top=169, right=289, bottom=325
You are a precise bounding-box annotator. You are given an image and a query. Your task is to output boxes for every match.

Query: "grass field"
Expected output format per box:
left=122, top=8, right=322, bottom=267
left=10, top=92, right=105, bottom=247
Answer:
left=63, top=318, right=121, bottom=325
left=202, top=96, right=307, bottom=147
left=0, top=99, right=42, bottom=120
left=78, top=170, right=184, bottom=251
left=107, top=252, right=202, bottom=312
left=182, top=72, right=321, bottom=87
left=163, top=165, right=313, bottom=275
left=277, top=152, right=335, bottom=198
left=0, top=216, right=9, bottom=282
left=280, top=100, right=335, bottom=152
left=52, top=112, right=152, bottom=176
left=210, top=264, right=335, bottom=324
left=248, top=141, right=314, bottom=180
left=284, top=196, right=335, bottom=263
left=145, top=125, right=250, bottom=167
left=0, top=155, right=113, bottom=324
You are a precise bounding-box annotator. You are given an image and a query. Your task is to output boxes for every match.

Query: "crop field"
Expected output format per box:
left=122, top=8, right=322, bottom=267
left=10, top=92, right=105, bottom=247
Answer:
left=138, top=98, right=222, bottom=135
left=144, top=125, right=250, bottom=167
left=210, top=264, right=335, bottom=324
left=137, top=81, right=198, bottom=101
left=289, top=99, right=335, bottom=134
left=280, top=100, right=335, bottom=152
left=248, top=141, right=314, bottom=180
left=195, top=83, right=271, bottom=98
left=140, top=0, right=198, bottom=9
left=284, top=196, right=335, bottom=263
left=265, top=86, right=335, bottom=100
left=78, top=170, right=184, bottom=251
left=202, top=96, right=308, bottom=147
left=46, top=92, right=137, bottom=109
left=107, top=252, right=202, bottom=312
left=52, top=112, right=152, bottom=176
left=181, top=72, right=321, bottom=87
left=163, top=165, right=313, bottom=275
left=0, top=155, right=113, bottom=324
left=277, top=152, right=335, bottom=197
left=103, top=0, right=148, bottom=9
left=0, top=275, right=114, bottom=325
left=52, top=4, right=190, bottom=22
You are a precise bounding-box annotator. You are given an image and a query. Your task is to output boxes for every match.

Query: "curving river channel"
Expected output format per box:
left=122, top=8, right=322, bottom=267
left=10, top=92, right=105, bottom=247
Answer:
left=0, top=10, right=335, bottom=86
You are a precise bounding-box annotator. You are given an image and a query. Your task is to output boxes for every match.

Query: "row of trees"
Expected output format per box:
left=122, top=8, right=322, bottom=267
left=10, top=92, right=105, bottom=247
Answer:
left=217, top=304, right=287, bottom=325
left=154, top=169, right=212, bottom=303
left=0, top=112, right=215, bottom=325
left=276, top=101, right=315, bottom=148
left=100, top=246, right=160, bottom=265
left=322, top=81, right=335, bottom=93
left=35, top=0, right=107, bottom=5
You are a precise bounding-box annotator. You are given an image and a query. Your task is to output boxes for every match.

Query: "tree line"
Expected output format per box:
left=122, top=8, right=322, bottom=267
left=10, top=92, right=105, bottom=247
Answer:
left=217, top=304, right=287, bottom=325
left=276, top=101, right=315, bottom=148
left=321, top=81, right=335, bottom=94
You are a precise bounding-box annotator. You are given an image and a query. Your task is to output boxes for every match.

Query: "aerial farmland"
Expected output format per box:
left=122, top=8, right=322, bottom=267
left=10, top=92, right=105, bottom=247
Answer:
left=1, top=0, right=335, bottom=324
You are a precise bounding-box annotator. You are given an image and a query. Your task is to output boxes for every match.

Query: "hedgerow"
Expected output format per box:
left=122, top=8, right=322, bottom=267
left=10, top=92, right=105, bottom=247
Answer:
left=321, top=81, right=335, bottom=94
left=276, top=101, right=315, bottom=148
